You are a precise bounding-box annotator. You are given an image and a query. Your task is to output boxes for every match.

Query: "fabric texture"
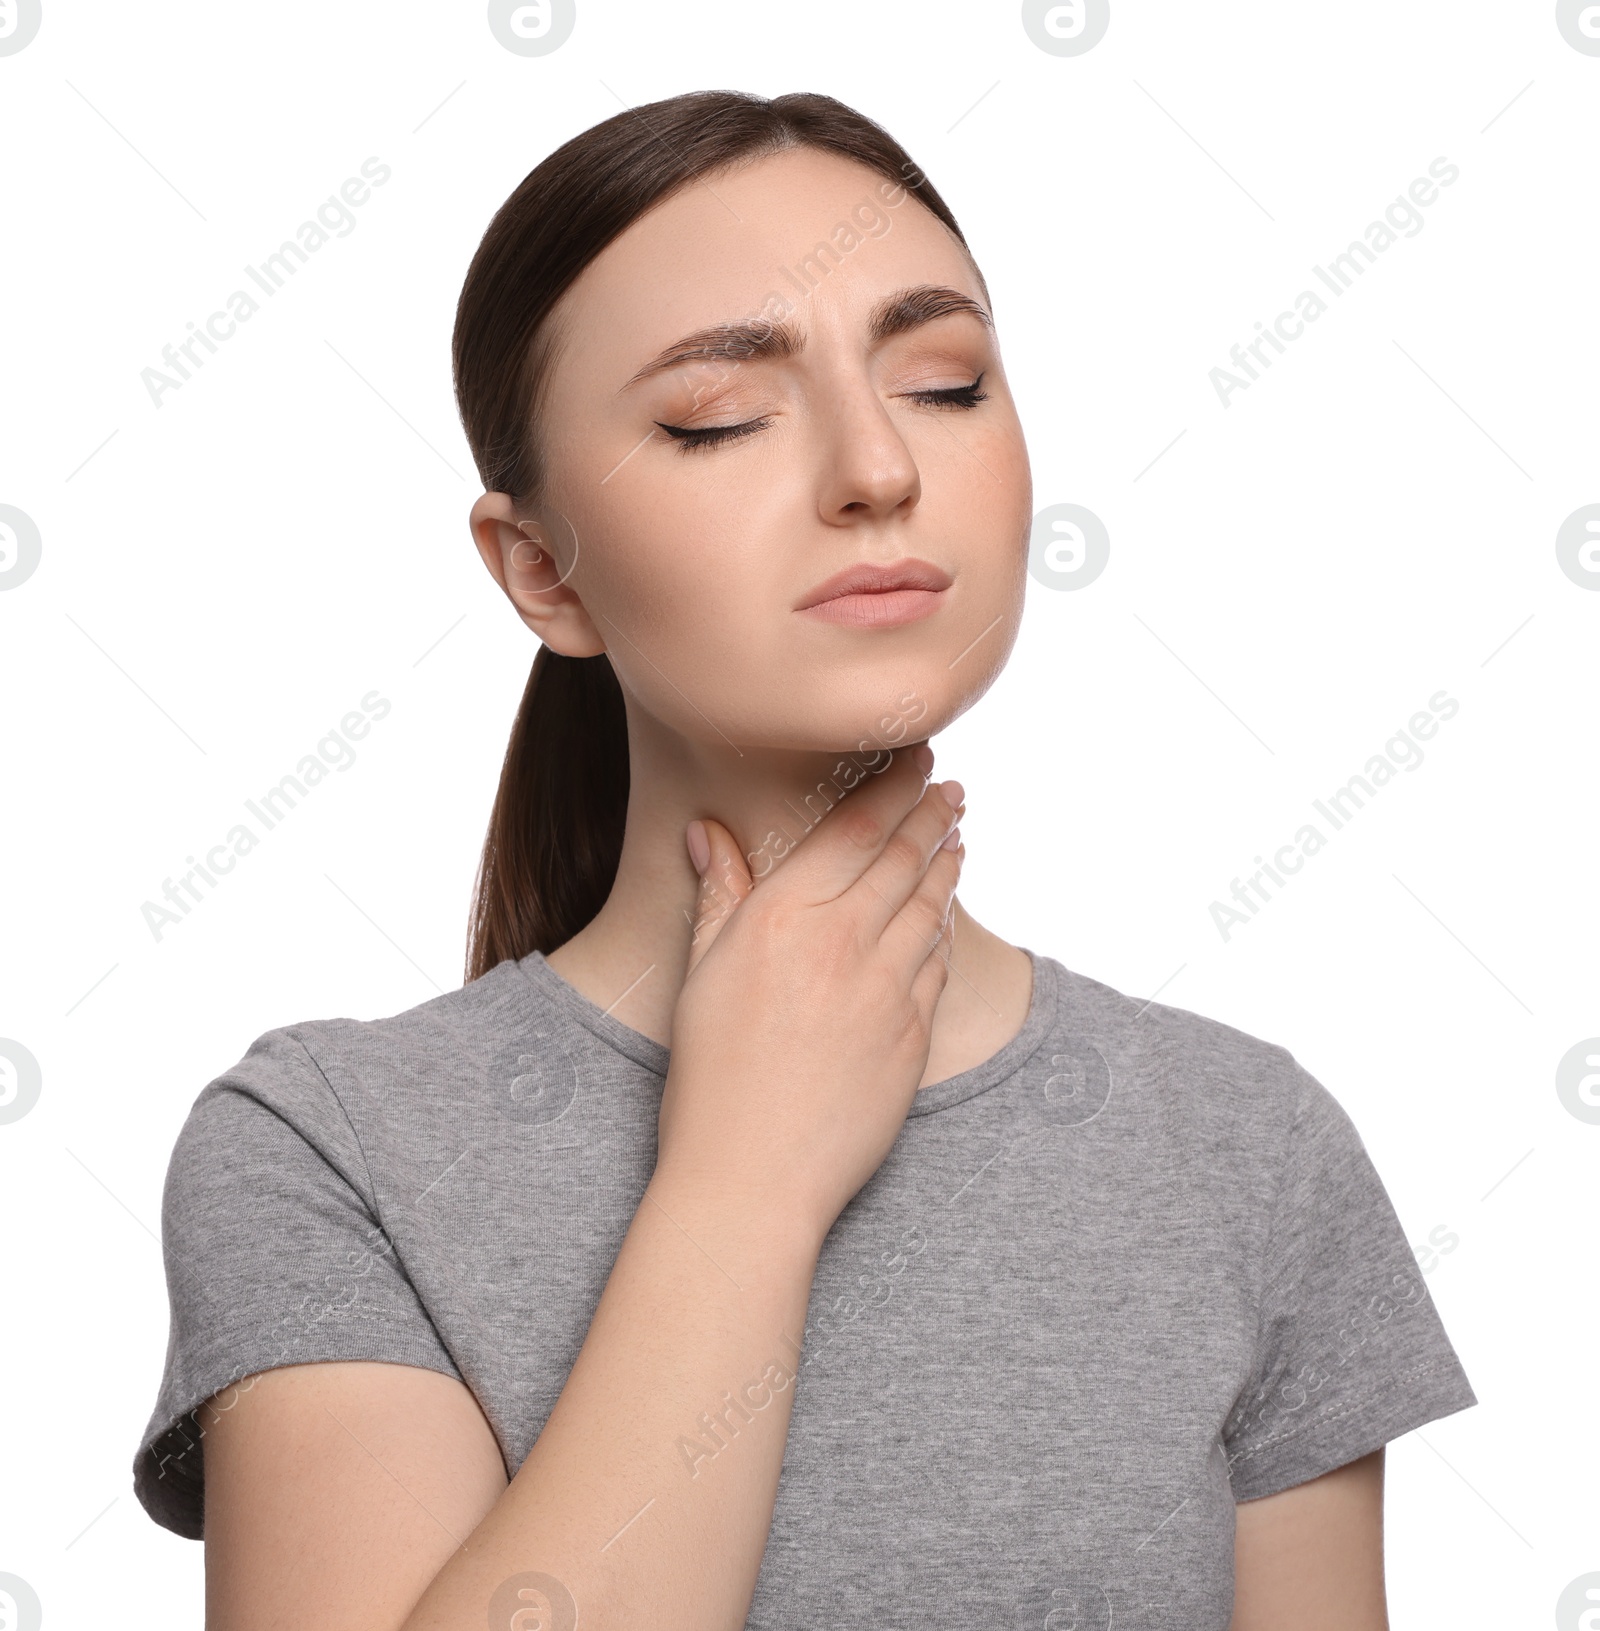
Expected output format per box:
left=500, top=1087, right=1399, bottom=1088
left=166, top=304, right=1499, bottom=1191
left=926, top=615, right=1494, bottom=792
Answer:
left=134, top=947, right=1477, bottom=1627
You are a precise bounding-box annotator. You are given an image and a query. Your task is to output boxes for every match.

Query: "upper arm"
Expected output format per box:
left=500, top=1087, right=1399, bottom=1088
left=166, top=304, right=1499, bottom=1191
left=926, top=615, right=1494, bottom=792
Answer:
left=1220, top=1058, right=1475, bottom=1625
left=202, top=1359, right=509, bottom=1631
left=1229, top=1447, right=1387, bottom=1631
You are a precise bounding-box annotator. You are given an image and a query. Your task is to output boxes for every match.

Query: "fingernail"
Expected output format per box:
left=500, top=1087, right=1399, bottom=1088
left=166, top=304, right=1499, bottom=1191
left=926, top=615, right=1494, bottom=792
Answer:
left=939, top=779, right=964, bottom=811
left=685, top=819, right=710, bottom=875
left=913, top=742, right=934, bottom=774
left=940, top=824, right=961, bottom=851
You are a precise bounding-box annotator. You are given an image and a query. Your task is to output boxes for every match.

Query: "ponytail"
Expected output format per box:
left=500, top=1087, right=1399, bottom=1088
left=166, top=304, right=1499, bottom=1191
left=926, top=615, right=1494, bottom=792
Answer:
left=463, top=647, right=629, bottom=983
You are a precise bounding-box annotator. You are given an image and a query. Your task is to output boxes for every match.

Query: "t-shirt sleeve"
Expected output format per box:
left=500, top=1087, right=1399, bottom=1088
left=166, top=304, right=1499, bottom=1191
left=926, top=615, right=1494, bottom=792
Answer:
left=133, top=1025, right=463, bottom=1540
left=1222, top=1056, right=1478, bottom=1502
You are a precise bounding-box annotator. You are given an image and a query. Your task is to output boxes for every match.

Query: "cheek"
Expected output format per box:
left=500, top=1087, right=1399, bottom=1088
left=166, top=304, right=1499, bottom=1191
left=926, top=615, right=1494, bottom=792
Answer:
left=985, top=434, right=1034, bottom=573
left=933, top=422, right=1032, bottom=555
left=600, top=479, right=766, bottom=611
left=569, top=480, right=786, bottom=704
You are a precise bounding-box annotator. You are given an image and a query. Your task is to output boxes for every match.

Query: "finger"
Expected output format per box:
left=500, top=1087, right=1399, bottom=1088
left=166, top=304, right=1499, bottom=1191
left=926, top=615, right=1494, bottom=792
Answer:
left=773, top=745, right=934, bottom=902
left=846, top=776, right=964, bottom=942
left=880, top=830, right=963, bottom=986
left=684, top=817, right=752, bottom=976
left=908, top=868, right=959, bottom=1022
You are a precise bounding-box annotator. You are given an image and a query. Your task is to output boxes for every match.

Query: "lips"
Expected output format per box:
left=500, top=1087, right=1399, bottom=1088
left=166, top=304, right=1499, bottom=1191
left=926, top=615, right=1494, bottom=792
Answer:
left=794, top=557, right=953, bottom=611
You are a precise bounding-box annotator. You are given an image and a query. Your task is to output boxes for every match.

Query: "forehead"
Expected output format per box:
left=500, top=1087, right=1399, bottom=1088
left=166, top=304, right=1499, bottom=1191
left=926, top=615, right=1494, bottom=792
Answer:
left=545, top=146, right=983, bottom=385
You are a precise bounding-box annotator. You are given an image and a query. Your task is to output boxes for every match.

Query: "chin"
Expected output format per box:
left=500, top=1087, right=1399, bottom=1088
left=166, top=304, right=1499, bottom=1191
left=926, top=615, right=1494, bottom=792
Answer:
left=740, top=668, right=977, bottom=759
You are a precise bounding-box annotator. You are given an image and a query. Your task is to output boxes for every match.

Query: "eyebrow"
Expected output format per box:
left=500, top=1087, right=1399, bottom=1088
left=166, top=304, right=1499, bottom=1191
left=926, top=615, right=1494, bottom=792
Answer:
left=618, top=283, right=993, bottom=392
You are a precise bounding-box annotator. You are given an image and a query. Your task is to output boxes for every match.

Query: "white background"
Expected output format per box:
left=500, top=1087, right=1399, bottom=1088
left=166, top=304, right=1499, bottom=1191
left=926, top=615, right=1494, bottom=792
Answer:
left=2, top=1, right=1595, bottom=1625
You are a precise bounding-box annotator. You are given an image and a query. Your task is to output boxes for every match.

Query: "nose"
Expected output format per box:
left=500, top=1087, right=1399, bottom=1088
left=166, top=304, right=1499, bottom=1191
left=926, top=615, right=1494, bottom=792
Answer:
left=814, top=366, right=923, bottom=525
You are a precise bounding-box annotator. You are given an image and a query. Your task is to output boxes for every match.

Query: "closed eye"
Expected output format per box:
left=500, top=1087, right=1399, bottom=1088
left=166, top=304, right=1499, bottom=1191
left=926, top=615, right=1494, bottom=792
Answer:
left=653, top=372, right=989, bottom=454
left=653, top=415, right=774, bottom=453
left=906, top=372, right=989, bottom=412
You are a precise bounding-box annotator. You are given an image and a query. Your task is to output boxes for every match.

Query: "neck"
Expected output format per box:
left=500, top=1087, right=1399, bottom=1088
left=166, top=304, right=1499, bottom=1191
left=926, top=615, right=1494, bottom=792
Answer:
left=542, top=723, right=1034, bottom=1088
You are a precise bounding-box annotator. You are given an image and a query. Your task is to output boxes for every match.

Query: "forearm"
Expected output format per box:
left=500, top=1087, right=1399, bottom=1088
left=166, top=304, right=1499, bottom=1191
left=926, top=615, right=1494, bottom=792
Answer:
left=403, top=1163, right=822, bottom=1631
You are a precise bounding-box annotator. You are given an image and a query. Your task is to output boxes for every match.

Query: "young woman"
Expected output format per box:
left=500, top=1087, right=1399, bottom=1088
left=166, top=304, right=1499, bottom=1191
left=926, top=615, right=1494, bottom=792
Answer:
left=134, top=90, right=1477, bottom=1630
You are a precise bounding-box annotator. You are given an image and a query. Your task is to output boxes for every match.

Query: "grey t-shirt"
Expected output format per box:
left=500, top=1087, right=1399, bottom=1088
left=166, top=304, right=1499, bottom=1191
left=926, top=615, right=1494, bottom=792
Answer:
left=134, top=947, right=1477, bottom=1627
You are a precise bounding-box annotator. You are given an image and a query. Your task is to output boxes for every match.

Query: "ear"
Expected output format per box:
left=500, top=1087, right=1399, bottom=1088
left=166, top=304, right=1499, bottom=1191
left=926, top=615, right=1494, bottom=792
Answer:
left=469, top=490, right=607, bottom=658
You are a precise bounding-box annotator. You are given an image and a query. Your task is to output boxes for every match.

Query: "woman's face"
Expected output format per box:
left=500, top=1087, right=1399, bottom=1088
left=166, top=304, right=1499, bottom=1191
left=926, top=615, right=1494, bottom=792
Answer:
left=500, top=144, right=1032, bottom=754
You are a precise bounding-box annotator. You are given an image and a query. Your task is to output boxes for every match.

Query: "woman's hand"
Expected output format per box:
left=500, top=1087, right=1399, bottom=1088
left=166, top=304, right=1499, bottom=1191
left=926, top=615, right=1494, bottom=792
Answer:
left=655, top=743, right=965, bottom=1249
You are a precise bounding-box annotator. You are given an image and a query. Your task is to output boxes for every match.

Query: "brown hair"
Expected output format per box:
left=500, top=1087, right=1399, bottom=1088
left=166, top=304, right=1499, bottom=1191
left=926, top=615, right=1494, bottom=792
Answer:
left=453, top=89, right=974, bottom=982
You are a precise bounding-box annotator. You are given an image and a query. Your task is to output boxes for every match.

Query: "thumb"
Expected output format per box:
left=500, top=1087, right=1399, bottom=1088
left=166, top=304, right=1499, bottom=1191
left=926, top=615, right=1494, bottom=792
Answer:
left=683, top=817, right=753, bottom=976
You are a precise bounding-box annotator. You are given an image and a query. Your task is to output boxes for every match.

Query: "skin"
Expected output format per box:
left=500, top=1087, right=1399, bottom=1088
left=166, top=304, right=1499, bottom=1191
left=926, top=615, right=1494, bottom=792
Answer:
left=199, top=146, right=1390, bottom=1627
left=1232, top=1449, right=1389, bottom=1629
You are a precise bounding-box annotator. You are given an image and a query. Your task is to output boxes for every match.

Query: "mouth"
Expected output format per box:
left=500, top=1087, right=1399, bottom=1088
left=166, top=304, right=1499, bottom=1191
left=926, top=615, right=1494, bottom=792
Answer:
left=795, top=557, right=953, bottom=628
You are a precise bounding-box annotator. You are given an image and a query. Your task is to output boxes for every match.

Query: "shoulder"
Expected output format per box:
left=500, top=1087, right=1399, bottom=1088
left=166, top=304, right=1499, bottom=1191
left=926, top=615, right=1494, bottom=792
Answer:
left=209, top=955, right=539, bottom=1096
left=278, top=953, right=535, bottom=1080
left=1033, top=953, right=1327, bottom=1156
left=166, top=957, right=539, bottom=1185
